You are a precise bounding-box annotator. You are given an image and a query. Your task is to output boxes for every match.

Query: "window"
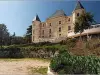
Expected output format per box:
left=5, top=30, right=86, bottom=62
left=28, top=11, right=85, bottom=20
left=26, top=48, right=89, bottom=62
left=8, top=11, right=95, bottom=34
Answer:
left=33, top=30, right=34, bottom=34
left=42, top=30, right=44, bottom=34
left=50, top=23, right=51, bottom=26
left=68, top=18, right=70, bottom=21
left=68, top=26, right=71, bottom=30
left=33, top=36, right=34, bottom=41
left=49, top=29, right=51, bottom=33
left=43, top=24, right=44, bottom=27
left=49, top=35, right=51, bottom=37
left=59, top=21, right=61, bottom=24
left=77, top=13, right=79, bottom=16
left=59, top=27, right=61, bottom=32
left=59, top=34, right=61, bottom=37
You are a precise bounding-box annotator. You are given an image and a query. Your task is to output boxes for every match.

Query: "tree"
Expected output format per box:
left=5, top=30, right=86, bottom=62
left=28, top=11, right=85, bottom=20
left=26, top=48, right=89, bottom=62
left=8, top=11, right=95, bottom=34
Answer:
left=74, top=12, right=96, bottom=40
left=12, top=32, right=16, bottom=37
left=25, top=25, right=32, bottom=43
left=10, top=32, right=16, bottom=44
left=0, top=24, right=10, bottom=48
left=10, top=32, right=26, bottom=45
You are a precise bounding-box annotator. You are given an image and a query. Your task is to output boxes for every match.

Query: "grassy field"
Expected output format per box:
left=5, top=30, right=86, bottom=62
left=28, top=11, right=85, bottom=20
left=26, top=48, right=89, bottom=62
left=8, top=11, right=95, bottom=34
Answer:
left=27, top=66, right=48, bottom=75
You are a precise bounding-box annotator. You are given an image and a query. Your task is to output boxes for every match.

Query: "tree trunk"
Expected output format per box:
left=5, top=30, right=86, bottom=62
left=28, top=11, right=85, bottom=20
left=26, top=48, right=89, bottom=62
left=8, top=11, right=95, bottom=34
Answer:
left=79, top=33, right=82, bottom=41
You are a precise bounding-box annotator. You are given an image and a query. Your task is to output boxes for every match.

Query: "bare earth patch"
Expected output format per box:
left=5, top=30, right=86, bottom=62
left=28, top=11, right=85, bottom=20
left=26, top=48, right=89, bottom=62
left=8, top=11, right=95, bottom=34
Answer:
left=0, top=58, right=50, bottom=75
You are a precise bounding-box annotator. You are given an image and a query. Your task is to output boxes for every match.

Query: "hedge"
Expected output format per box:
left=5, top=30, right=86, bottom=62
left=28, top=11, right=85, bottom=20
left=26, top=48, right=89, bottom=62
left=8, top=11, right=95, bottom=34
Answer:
left=0, top=44, right=66, bottom=58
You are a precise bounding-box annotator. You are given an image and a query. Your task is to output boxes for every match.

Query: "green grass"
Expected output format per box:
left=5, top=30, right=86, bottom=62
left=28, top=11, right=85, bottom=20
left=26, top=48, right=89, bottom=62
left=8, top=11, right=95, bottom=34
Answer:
left=28, top=66, right=48, bottom=75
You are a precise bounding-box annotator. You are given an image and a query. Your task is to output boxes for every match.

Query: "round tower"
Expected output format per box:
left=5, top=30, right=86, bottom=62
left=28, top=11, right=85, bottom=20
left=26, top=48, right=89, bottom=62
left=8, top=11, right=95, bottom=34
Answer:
left=32, top=14, right=41, bottom=43
left=72, top=1, right=85, bottom=31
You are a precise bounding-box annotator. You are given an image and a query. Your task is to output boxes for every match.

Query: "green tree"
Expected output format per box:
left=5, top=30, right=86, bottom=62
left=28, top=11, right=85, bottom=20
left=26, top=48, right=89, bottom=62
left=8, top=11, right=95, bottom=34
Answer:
left=74, top=12, right=95, bottom=40
left=10, top=32, right=26, bottom=45
left=10, top=32, right=16, bottom=44
left=25, top=25, right=32, bottom=43
left=0, top=24, right=10, bottom=48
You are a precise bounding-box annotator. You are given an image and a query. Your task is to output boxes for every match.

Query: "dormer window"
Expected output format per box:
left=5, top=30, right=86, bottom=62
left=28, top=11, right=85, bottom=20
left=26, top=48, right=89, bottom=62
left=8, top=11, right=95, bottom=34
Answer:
left=77, top=13, right=79, bottom=16
left=59, top=21, right=61, bottom=24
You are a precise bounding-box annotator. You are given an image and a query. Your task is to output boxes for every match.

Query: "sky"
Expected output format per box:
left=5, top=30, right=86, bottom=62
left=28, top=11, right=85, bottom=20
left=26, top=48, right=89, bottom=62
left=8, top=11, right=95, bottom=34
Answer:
left=0, top=0, right=100, bottom=36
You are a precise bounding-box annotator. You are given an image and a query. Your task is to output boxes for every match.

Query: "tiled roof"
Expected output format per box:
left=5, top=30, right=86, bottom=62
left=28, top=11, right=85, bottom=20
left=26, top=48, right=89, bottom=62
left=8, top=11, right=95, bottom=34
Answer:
left=33, top=15, right=41, bottom=22
left=49, top=10, right=66, bottom=18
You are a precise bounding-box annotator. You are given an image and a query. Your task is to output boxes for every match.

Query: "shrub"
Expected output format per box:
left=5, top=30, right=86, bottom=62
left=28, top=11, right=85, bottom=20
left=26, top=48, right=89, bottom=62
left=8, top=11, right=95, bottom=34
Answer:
left=0, top=46, right=24, bottom=58
left=50, top=49, right=100, bottom=74
left=59, top=38, right=77, bottom=48
left=0, top=44, right=66, bottom=58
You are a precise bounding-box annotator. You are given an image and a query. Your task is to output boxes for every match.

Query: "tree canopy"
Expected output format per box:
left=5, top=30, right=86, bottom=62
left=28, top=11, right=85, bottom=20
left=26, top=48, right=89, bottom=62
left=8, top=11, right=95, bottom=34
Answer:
left=0, top=24, right=10, bottom=48
left=74, top=12, right=96, bottom=34
left=24, top=25, right=32, bottom=43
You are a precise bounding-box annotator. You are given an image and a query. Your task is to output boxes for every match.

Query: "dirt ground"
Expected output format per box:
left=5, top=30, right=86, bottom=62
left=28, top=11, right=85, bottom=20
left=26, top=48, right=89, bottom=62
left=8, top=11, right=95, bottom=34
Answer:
left=0, top=59, right=50, bottom=75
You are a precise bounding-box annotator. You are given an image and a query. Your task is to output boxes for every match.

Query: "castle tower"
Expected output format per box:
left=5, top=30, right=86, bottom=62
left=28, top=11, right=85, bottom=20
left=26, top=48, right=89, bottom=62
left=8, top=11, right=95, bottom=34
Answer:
left=72, top=1, right=85, bottom=31
left=32, top=14, right=41, bottom=43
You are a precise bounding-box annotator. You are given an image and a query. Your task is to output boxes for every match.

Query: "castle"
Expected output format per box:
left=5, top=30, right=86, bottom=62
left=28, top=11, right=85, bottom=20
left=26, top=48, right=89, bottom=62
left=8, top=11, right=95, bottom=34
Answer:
left=32, top=1, right=100, bottom=43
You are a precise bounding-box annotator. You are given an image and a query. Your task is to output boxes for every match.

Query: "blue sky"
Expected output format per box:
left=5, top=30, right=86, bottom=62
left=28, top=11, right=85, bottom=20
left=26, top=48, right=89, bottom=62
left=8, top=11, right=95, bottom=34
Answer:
left=0, top=0, right=100, bottom=36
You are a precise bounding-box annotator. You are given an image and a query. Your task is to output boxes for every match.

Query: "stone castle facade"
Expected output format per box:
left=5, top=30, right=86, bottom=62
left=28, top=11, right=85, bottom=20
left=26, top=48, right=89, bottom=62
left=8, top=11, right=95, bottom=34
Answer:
left=32, top=1, right=100, bottom=43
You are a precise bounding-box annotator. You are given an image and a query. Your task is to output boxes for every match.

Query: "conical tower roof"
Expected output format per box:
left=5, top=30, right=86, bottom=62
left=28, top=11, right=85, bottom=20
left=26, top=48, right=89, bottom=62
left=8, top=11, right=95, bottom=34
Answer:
left=74, top=1, right=84, bottom=10
left=32, top=14, right=41, bottom=22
